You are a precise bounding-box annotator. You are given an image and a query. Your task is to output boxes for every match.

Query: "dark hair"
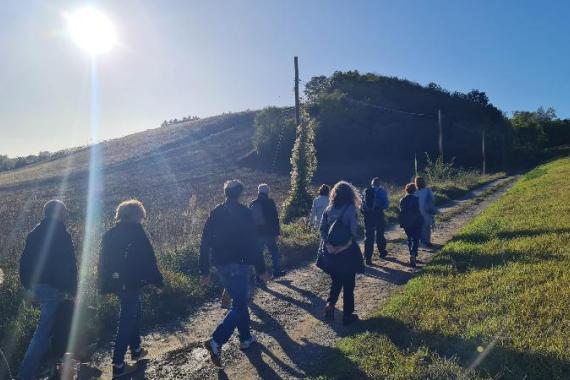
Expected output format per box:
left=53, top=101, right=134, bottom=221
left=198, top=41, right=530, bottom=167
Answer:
left=405, top=183, right=417, bottom=194
left=414, top=176, right=427, bottom=189
left=371, top=177, right=381, bottom=187
left=319, top=184, right=330, bottom=197
left=43, top=200, right=67, bottom=219
left=329, top=181, right=361, bottom=209
left=224, top=179, right=244, bottom=199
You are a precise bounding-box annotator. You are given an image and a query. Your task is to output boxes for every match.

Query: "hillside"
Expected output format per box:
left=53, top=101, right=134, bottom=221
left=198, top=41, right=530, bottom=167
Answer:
left=0, top=111, right=293, bottom=253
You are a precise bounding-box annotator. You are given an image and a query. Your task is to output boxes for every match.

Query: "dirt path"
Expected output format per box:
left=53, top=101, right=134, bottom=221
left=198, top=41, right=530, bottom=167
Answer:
left=84, top=177, right=516, bottom=380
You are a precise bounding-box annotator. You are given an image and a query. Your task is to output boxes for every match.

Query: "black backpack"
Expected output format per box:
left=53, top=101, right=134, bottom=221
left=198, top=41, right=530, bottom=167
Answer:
left=326, top=206, right=352, bottom=247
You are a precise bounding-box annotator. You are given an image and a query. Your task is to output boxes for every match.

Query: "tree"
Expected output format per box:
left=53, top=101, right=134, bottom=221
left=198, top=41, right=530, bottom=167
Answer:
left=304, top=75, right=331, bottom=102
left=283, top=119, right=318, bottom=222
left=466, top=89, right=489, bottom=106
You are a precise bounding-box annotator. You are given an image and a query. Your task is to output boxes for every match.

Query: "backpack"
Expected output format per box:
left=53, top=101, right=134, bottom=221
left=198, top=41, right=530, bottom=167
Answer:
left=326, top=206, right=352, bottom=248
left=250, top=201, right=266, bottom=227
left=399, top=196, right=421, bottom=229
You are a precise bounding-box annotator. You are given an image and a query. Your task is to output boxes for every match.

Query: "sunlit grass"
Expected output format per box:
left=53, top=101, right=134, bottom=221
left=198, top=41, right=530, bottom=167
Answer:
left=317, top=157, right=570, bottom=379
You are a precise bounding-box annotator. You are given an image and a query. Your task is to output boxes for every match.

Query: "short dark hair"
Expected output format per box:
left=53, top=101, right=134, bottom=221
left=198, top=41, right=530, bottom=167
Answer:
left=319, top=184, right=330, bottom=196
left=224, top=179, right=244, bottom=199
left=371, top=177, right=381, bottom=186
left=43, top=200, right=67, bottom=219
left=405, top=183, right=417, bottom=194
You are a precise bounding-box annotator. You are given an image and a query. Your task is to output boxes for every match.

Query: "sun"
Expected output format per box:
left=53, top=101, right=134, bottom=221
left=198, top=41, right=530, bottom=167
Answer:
left=65, top=7, right=117, bottom=56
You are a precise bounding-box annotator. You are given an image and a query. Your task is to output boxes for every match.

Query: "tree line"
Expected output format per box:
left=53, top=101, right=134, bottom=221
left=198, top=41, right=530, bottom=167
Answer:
left=254, top=71, right=570, bottom=172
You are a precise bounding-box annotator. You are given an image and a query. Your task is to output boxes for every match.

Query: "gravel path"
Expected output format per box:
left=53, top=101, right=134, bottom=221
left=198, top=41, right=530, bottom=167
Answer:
left=81, top=177, right=516, bottom=380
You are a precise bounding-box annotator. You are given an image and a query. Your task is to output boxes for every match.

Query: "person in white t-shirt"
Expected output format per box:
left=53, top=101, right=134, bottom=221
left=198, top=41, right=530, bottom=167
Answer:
left=309, top=184, right=330, bottom=228
left=414, top=176, right=436, bottom=247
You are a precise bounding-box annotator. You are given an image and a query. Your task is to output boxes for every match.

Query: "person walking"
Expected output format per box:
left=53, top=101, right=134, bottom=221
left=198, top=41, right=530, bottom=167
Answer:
left=414, top=176, right=436, bottom=248
left=250, top=184, right=285, bottom=280
left=361, top=177, right=389, bottom=265
left=309, top=184, right=330, bottom=228
left=319, top=181, right=364, bottom=325
left=18, top=200, right=78, bottom=380
left=98, top=199, right=164, bottom=378
left=200, top=180, right=270, bottom=367
left=399, top=183, right=423, bottom=267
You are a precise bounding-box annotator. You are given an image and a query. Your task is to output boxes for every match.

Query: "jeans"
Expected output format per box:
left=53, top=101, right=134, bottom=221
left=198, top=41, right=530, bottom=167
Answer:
left=18, top=284, right=65, bottom=380
left=404, top=226, right=421, bottom=257
left=258, top=236, right=281, bottom=274
left=112, top=290, right=142, bottom=365
left=327, top=272, right=356, bottom=318
left=212, top=264, right=251, bottom=346
left=364, top=214, right=387, bottom=259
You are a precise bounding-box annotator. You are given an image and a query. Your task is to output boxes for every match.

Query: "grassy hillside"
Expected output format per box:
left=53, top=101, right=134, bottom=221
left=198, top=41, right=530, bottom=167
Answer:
left=318, top=157, right=570, bottom=379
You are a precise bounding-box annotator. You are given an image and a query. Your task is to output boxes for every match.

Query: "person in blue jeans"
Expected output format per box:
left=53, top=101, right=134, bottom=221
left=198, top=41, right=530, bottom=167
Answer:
left=199, top=180, right=270, bottom=367
left=98, top=199, right=164, bottom=378
left=18, top=200, right=78, bottom=380
left=250, top=184, right=284, bottom=281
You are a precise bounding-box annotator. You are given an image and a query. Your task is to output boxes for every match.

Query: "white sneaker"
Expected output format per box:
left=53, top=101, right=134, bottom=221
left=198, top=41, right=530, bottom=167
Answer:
left=239, top=335, right=257, bottom=350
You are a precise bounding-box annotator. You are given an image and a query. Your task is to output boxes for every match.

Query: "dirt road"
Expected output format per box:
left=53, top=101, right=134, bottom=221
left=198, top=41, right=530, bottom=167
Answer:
left=84, top=177, right=516, bottom=380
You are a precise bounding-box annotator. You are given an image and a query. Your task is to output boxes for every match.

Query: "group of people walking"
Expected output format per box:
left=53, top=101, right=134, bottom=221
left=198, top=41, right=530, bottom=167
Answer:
left=16, top=175, right=436, bottom=378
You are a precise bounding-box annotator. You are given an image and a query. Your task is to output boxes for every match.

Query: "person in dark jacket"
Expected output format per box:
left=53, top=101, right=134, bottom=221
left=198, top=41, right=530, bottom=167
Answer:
left=18, top=200, right=77, bottom=380
left=399, top=183, right=423, bottom=268
left=98, top=199, right=163, bottom=378
left=361, top=177, right=389, bottom=265
left=320, top=181, right=364, bottom=326
left=200, top=180, right=270, bottom=367
left=250, top=184, right=284, bottom=280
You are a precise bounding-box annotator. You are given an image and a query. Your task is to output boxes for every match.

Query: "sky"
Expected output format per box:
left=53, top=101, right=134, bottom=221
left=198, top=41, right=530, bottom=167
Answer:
left=1, top=0, right=570, bottom=157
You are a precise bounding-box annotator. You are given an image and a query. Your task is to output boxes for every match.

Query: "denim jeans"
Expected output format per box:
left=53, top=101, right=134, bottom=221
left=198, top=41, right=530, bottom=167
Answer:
left=404, top=226, right=421, bottom=257
left=112, top=290, right=142, bottom=365
left=258, top=236, right=281, bottom=274
left=212, top=264, right=251, bottom=346
left=18, top=284, right=65, bottom=380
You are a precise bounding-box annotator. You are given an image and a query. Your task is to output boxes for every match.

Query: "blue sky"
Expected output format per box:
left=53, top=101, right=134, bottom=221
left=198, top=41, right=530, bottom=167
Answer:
left=1, top=0, right=569, bottom=157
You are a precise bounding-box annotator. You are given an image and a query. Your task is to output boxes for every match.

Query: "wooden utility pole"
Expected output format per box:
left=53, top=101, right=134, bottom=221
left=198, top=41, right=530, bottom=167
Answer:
left=438, top=109, right=443, bottom=160
left=482, top=129, right=487, bottom=174
left=294, top=56, right=300, bottom=125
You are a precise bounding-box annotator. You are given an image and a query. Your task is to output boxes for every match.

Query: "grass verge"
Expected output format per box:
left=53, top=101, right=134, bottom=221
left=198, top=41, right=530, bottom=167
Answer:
left=316, top=157, right=570, bottom=379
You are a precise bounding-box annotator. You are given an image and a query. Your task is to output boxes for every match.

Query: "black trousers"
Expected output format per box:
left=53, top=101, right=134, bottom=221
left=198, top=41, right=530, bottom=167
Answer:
left=364, top=213, right=387, bottom=258
left=327, top=272, right=356, bottom=317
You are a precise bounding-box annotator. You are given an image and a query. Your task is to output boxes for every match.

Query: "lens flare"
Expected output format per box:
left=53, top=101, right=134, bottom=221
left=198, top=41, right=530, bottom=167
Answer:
left=65, top=7, right=116, bottom=56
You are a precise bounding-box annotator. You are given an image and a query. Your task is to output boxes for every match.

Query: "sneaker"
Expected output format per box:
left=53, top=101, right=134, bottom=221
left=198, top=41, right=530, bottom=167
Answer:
left=204, top=339, right=222, bottom=367
left=342, top=314, right=360, bottom=326
left=254, top=276, right=266, bottom=287
left=379, top=251, right=388, bottom=259
left=239, top=335, right=257, bottom=350
left=131, top=347, right=148, bottom=362
left=112, top=362, right=138, bottom=378
left=324, top=304, right=335, bottom=321
left=273, top=270, right=286, bottom=278
left=410, top=256, right=417, bottom=268
left=365, top=258, right=373, bottom=266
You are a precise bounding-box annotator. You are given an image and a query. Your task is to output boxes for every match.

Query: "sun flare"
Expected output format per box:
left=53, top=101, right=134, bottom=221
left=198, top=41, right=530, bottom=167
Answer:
left=65, top=7, right=116, bottom=56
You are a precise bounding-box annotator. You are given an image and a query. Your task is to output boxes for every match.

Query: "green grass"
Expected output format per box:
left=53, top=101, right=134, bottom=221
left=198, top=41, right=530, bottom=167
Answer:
left=317, top=157, right=570, bottom=379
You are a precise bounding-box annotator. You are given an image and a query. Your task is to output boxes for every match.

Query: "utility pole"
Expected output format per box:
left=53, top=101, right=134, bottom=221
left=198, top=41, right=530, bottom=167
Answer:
left=482, top=128, right=486, bottom=174
left=294, top=56, right=300, bottom=125
left=438, top=109, right=443, bottom=160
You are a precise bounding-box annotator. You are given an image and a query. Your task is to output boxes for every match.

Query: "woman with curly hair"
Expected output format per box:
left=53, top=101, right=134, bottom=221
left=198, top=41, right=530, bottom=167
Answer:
left=318, top=181, right=364, bottom=325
